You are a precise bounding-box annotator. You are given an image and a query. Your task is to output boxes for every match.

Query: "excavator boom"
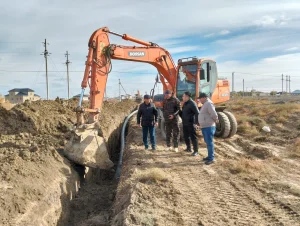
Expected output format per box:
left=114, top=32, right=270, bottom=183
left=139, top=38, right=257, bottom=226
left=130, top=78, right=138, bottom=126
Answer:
left=65, top=27, right=178, bottom=169
left=64, top=26, right=235, bottom=170
left=80, top=27, right=177, bottom=123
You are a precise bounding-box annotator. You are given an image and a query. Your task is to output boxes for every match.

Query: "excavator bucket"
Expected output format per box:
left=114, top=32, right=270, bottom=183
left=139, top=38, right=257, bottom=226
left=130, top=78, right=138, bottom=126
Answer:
left=64, top=123, right=114, bottom=169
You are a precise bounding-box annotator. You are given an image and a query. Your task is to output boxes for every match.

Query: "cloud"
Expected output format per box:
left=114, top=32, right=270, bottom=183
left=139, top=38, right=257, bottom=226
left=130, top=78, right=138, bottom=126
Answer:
left=285, top=47, right=299, bottom=51
left=219, top=30, right=231, bottom=35
left=204, top=33, right=215, bottom=38
left=218, top=53, right=300, bottom=92
left=204, top=30, right=230, bottom=38
left=167, top=46, right=203, bottom=54
left=254, top=15, right=291, bottom=27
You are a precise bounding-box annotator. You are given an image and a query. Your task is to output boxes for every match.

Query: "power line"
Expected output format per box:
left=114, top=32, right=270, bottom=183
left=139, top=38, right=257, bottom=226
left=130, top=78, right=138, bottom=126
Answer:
left=0, top=41, right=39, bottom=43
left=0, top=70, right=156, bottom=74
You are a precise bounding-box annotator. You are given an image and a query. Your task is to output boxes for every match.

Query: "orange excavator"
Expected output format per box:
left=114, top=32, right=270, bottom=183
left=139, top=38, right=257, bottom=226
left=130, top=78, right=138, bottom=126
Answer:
left=64, top=27, right=237, bottom=169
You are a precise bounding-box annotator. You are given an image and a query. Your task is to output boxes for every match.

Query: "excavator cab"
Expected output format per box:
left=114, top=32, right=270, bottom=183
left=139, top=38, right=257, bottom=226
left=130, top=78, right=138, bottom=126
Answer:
left=171, top=57, right=236, bottom=139
left=176, top=57, right=223, bottom=103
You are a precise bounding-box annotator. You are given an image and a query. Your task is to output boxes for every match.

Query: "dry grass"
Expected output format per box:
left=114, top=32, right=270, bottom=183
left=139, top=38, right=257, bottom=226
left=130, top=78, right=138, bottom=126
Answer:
left=288, top=138, right=300, bottom=158
left=271, top=181, right=300, bottom=197
left=225, top=98, right=300, bottom=136
left=135, top=168, right=169, bottom=184
left=222, top=158, right=266, bottom=176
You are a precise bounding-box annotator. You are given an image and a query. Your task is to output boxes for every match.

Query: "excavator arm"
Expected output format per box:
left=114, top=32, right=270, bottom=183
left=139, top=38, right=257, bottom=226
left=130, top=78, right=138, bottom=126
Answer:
left=78, top=27, right=177, bottom=123
left=65, top=26, right=237, bottom=169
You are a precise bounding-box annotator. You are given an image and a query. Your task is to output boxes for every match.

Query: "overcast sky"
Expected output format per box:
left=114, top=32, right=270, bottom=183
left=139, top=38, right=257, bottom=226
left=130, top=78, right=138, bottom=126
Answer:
left=1, top=0, right=300, bottom=99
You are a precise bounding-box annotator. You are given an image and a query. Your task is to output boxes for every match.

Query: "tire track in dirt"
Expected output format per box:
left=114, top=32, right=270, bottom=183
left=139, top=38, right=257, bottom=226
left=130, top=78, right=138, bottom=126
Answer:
left=210, top=139, right=300, bottom=225
left=155, top=150, right=270, bottom=225
left=154, top=146, right=300, bottom=225
left=229, top=180, right=300, bottom=225
left=121, top=126, right=300, bottom=225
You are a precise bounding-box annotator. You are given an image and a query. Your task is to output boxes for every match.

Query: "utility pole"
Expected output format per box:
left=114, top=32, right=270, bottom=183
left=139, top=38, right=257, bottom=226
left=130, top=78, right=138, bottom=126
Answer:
left=281, top=74, right=284, bottom=94
left=286, top=75, right=288, bottom=94
left=65, top=51, right=71, bottom=99
left=232, top=72, right=235, bottom=92
left=119, top=79, right=121, bottom=101
left=289, top=75, right=291, bottom=94
left=41, top=39, right=50, bottom=100
left=243, top=79, right=245, bottom=97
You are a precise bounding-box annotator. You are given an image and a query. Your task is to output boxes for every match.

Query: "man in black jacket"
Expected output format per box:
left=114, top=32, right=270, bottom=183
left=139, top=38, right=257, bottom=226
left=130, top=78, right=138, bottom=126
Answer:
left=137, top=95, right=158, bottom=151
left=163, top=90, right=181, bottom=152
left=180, top=91, right=200, bottom=156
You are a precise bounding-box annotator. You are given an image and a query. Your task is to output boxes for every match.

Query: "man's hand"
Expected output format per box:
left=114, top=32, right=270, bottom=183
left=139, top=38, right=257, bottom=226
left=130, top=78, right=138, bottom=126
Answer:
left=215, top=119, right=219, bottom=124
left=193, top=124, right=198, bottom=129
left=155, top=122, right=158, bottom=127
left=169, top=115, right=174, bottom=120
left=138, top=124, right=142, bottom=128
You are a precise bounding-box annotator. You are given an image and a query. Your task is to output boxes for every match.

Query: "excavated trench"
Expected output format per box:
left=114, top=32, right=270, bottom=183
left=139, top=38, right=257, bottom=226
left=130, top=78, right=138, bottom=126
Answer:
left=63, top=123, right=126, bottom=226
left=0, top=100, right=137, bottom=226
left=60, top=104, right=138, bottom=226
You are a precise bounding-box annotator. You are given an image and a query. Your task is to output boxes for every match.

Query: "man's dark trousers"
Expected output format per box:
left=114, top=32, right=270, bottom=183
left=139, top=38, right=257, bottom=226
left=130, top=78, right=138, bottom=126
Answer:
left=183, top=125, right=198, bottom=152
left=142, top=126, right=155, bottom=149
left=166, top=120, right=179, bottom=148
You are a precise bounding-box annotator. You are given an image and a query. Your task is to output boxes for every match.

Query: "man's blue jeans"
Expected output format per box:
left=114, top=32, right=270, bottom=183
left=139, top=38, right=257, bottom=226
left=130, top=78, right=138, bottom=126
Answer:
left=201, top=126, right=216, bottom=160
left=142, top=126, right=156, bottom=149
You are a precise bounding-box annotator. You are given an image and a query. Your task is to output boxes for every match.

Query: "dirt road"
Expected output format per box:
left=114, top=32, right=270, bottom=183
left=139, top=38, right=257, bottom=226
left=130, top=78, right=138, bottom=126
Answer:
left=112, top=122, right=300, bottom=226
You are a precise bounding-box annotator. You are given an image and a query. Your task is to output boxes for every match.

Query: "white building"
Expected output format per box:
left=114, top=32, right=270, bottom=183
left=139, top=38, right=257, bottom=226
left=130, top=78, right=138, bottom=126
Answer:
left=73, top=94, right=90, bottom=101
left=5, top=88, right=40, bottom=104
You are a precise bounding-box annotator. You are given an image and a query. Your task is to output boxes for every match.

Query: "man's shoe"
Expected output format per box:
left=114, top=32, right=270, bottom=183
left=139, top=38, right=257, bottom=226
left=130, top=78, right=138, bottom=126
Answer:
left=185, top=149, right=192, bottom=153
left=192, top=152, right=199, bottom=156
left=203, top=157, right=209, bottom=161
left=174, top=148, right=179, bottom=152
left=152, top=147, right=156, bottom=152
left=145, top=147, right=149, bottom=151
left=205, top=159, right=215, bottom=165
left=167, top=147, right=173, bottom=151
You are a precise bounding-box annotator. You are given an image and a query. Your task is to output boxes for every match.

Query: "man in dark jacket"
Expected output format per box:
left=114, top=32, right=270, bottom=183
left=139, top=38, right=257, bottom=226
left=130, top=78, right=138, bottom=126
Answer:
left=163, top=90, right=181, bottom=152
left=137, top=94, right=158, bottom=151
left=180, top=91, right=200, bottom=156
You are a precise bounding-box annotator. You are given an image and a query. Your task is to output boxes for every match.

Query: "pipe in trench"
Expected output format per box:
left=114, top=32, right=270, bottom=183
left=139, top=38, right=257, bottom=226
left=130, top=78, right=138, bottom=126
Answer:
left=114, top=110, right=138, bottom=179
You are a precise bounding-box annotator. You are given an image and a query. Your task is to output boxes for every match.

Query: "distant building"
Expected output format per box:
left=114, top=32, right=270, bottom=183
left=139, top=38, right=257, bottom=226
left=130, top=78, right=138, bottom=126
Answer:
left=292, top=90, right=300, bottom=95
left=121, top=94, right=133, bottom=100
left=73, top=94, right=90, bottom=101
left=5, top=88, right=40, bottom=104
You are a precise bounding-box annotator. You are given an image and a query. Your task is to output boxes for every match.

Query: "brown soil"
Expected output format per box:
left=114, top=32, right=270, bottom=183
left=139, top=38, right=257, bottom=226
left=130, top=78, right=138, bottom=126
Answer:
left=112, top=99, right=300, bottom=226
left=66, top=100, right=138, bottom=226
left=0, top=99, right=137, bottom=226
left=1, top=96, right=300, bottom=225
left=0, top=102, right=15, bottom=110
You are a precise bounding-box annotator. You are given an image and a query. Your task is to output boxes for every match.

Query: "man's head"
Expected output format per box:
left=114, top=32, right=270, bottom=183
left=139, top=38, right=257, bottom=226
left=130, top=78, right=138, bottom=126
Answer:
left=164, top=90, right=172, bottom=99
left=198, top=92, right=208, bottom=104
left=182, top=91, right=191, bottom=102
left=144, top=94, right=151, bottom=104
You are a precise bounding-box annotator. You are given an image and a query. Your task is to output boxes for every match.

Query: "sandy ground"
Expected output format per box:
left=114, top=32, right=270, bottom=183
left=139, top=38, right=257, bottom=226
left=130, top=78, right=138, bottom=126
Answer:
left=112, top=120, right=300, bottom=226
left=0, top=99, right=137, bottom=226
left=1, top=97, right=299, bottom=225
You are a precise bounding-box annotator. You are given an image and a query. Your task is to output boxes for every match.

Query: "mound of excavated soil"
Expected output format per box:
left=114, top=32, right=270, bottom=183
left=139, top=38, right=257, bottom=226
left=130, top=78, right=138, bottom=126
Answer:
left=0, top=99, right=137, bottom=226
left=0, top=100, right=79, bottom=225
